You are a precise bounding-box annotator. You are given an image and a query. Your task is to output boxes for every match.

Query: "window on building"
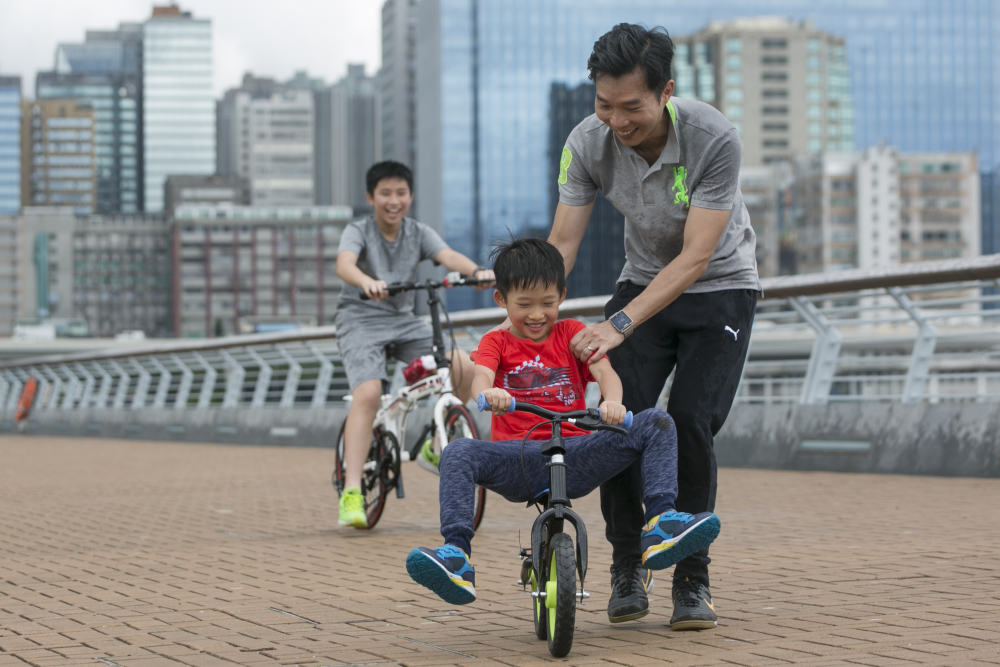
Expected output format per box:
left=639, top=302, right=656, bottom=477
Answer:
left=727, top=105, right=743, bottom=119
left=807, top=56, right=821, bottom=69
left=763, top=106, right=788, bottom=115
left=762, top=89, right=788, bottom=98
left=806, top=73, right=821, bottom=86
left=763, top=122, right=788, bottom=131
left=762, top=55, right=788, bottom=65
left=726, top=38, right=742, bottom=52
left=762, top=38, right=787, bottom=49
left=763, top=139, right=789, bottom=148
left=726, top=54, right=742, bottom=69
left=762, top=72, right=787, bottom=81
left=726, top=88, right=744, bottom=102
left=726, top=72, right=743, bottom=85
left=807, top=106, right=821, bottom=119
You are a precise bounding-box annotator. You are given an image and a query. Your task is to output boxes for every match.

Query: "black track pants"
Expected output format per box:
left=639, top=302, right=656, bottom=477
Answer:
left=602, top=283, right=757, bottom=587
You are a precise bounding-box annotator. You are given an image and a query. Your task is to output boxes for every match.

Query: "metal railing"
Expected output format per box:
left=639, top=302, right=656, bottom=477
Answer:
left=2, top=254, right=1000, bottom=417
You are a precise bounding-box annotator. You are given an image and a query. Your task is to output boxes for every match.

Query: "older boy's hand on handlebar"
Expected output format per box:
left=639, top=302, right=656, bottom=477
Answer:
left=598, top=400, right=627, bottom=426
left=473, top=269, right=496, bottom=290
left=361, top=278, right=389, bottom=301
left=480, top=388, right=513, bottom=415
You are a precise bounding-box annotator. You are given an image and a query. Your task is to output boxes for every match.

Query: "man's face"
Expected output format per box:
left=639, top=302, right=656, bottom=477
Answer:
left=594, top=68, right=674, bottom=148
left=366, top=177, right=413, bottom=227
left=494, top=283, right=566, bottom=342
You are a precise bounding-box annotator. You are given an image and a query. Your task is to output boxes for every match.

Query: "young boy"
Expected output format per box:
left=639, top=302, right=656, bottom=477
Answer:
left=335, top=161, right=494, bottom=528
left=405, top=238, right=721, bottom=618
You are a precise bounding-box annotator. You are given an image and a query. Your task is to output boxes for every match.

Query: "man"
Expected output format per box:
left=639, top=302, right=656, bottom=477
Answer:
left=548, top=24, right=759, bottom=630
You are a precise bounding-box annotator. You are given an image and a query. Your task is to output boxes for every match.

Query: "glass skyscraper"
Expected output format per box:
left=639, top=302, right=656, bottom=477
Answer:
left=0, top=76, right=20, bottom=215
left=143, top=6, right=213, bottom=212
left=416, top=0, right=1000, bottom=309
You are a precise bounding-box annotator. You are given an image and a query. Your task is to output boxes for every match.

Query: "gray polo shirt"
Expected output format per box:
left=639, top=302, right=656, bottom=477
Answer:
left=558, top=97, right=760, bottom=293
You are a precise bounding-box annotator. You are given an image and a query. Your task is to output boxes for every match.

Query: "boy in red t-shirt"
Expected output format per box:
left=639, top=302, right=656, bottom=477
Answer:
left=406, top=238, right=720, bottom=615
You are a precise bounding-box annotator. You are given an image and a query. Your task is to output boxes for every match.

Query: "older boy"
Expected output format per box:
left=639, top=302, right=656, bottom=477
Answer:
left=335, top=161, right=494, bottom=528
left=405, top=238, right=720, bottom=613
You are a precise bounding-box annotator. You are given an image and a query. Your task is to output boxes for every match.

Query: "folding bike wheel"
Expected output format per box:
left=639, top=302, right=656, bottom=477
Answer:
left=334, top=421, right=399, bottom=529
left=444, top=404, right=488, bottom=531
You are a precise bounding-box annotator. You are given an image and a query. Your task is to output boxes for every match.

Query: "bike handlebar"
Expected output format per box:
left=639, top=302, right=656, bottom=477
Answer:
left=477, top=392, right=632, bottom=434
left=358, top=275, right=494, bottom=300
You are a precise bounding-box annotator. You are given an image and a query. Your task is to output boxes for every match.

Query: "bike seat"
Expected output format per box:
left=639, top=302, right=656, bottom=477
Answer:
left=527, top=490, right=571, bottom=509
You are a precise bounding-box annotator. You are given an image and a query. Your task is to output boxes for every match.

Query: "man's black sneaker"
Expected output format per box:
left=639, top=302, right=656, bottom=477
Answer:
left=671, top=577, right=717, bottom=630
left=607, top=560, right=654, bottom=623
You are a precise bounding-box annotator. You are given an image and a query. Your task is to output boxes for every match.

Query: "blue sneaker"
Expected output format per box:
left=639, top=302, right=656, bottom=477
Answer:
left=406, top=545, right=476, bottom=605
left=641, top=510, right=721, bottom=571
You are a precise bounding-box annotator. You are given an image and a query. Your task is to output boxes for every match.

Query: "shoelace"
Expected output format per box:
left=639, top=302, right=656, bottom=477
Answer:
left=610, top=561, right=641, bottom=597
left=673, top=579, right=706, bottom=607
left=659, top=509, right=695, bottom=523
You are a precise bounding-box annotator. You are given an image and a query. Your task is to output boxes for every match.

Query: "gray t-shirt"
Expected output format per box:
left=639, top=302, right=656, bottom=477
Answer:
left=558, top=97, right=760, bottom=293
left=335, top=215, right=449, bottom=321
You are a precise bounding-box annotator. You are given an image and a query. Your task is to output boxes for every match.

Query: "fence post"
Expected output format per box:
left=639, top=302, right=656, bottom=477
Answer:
left=194, top=353, right=217, bottom=409
left=246, top=348, right=272, bottom=407
left=276, top=345, right=302, bottom=408
left=307, top=343, right=333, bottom=407
left=149, top=357, right=172, bottom=409
left=888, top=287, right=937, bottom=403
left=93, top=362, right=113, bottom=409
left=220, top=350, right=245, bottom=408
left=130, top=359, right=152, bottom=410
left=172, top=355, right=193, bottom=409
left=109, top=361, right=131, bottom=410
left=76, top=363, right=95, bottom=409
left=60, top=365, right=80, bottom=410
left=790, top=297, right=842, bottom=405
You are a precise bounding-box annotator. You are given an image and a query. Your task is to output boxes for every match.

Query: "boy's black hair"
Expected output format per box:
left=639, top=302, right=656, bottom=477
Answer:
left=366, top=160, right=414, bottom=195
left=587, top=24, right=674, bottom=95
left=489, top=235, right=565, bottom=299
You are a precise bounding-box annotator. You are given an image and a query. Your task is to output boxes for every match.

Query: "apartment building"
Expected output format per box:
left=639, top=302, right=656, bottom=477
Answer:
left=20, top=100, right=96, bottom=215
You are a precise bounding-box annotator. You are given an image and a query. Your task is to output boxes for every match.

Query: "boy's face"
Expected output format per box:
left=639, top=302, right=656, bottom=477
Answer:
left=494, top=283, right=566, bottom=342
left=365, top=177, right=412, bottom=228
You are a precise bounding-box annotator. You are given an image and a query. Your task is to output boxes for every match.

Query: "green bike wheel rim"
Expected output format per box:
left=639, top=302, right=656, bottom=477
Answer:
left=547, top=548, right=557, bottom=638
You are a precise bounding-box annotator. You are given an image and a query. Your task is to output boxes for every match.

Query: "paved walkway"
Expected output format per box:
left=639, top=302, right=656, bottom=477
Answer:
left=1, top=437, right=999, bottom=667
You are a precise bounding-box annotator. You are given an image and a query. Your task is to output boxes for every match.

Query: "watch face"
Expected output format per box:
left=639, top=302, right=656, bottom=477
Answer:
left=610, top=311, right=632, bottom=330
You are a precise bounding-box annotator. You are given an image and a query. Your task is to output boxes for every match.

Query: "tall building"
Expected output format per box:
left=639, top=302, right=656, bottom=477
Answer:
left=171, top=205, right=352, bottom=337
left=673, top=18, right=854, bottom=166
left=380, top=0, right=419, bottom=171
left=143, top=4, right=213, bottom=212
left=739, top=163, right=793, bottom=278
left=416, top=0, right=999, bottom=309
left=315, top=65, right=380, bottom=212
left=983, top=166, right=1000, bottom=256
left=19, top=100, right=96, bottom=215
left=0, top=76, right=20, bottom=215
left=218, top=83, right=315, bottom=206
left=793, top=148, right=980, bottom=275
left=548, top=82, right=625, bottom=298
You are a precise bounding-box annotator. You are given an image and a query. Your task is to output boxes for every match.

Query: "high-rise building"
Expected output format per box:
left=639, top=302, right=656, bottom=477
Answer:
left=171, top=205, right=352, bottom=336
left=673, top=18, right=854, bottom=166
left=40, top=23, right=143, bottom=213
left=0, top=76, right=20, bottom=215
left=416, top=0, right=998, bottom=309
left=19, top=100, right=97, bottom=215
left=548, top=82, right=625, bottom=299
left=380, top=0, right=418, bottom=171
left=315, top=65, right=380, bottom=213
left=218, top=83, right=315, bottom=206
left=143, top=4, right=213, bottom=212
left=739, top=163, right=794, bottom=278
left=983, top=166, right=1000, bottom=256
left=793, top=148, right=980, bottom=275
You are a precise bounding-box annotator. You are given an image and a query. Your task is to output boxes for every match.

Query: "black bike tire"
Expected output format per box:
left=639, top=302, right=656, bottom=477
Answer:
left=444, top=405, right=488, bottom=531
left=362, top=431, right=394, bottom=529
left=332, top=421, right=389, bottom=529
left=332, top=420, right=347, bottom=495
left=546, top=532, right=577, bottom=658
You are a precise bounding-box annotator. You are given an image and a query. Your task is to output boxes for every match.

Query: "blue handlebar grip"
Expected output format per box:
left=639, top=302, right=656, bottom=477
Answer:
left=623, top=411, right=633, bottom=430
left=476, top=392, right=516, bottom=413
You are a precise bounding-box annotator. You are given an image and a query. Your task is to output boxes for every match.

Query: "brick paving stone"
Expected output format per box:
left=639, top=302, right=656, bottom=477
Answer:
left=2, top=437, right=1000, bottom=667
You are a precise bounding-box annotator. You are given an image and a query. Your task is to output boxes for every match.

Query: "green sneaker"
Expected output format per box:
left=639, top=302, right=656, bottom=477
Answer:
left=338, top=487, right=368, bottom=528
left=416, top=438, right=441, bottom=475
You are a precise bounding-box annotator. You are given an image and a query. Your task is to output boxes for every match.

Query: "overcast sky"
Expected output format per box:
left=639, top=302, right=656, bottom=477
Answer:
left=0, top=0, right=384, bottom=97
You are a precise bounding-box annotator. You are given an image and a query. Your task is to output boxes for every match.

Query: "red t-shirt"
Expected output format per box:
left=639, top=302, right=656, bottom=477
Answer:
left=473, top=319, right=594, bottom=441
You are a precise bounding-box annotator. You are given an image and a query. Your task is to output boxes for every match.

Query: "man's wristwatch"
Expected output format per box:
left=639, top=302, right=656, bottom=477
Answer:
left=609, top=310, right=634, bottom=339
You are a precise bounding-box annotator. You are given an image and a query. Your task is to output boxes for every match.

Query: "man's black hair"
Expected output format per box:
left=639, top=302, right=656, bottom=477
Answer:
left=489, top=236, right=565, bottom=299
left=587, top=24, right=674, bottom=95
left=366, top=160, right=414, bottom=195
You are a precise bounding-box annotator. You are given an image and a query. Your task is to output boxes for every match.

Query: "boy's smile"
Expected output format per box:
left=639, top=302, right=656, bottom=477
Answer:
left=495, top=283, right=566, bottom=342
left=365, top=176, right=413, bottom=235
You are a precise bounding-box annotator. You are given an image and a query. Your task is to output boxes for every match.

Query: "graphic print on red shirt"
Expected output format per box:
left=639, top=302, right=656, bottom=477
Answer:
left=473, top=319, right=594, bottom=441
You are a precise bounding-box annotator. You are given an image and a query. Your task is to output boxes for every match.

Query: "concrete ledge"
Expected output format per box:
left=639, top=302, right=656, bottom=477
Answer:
left=716, top=402, right=1000, bottom=477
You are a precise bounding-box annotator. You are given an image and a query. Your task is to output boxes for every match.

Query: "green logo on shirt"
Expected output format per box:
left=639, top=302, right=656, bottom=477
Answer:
left=558, top=147, right=573, bottom=185
left=672, top=166, right=690, bottom=207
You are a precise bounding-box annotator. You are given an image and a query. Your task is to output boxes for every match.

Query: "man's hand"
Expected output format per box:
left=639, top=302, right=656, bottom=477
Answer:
left=473, top=269, right=496, bottom=290
left=570, top=320, right=625, bottom=365
left=361, top=278, right=389, bottom=301
left=480, top=387, right=514, bottom=416
left=598, top=400, right=627, bottom=426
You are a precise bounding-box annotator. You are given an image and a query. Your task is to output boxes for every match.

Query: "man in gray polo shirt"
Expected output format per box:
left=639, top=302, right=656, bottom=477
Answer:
left=548, top=24, right=760, bottom=630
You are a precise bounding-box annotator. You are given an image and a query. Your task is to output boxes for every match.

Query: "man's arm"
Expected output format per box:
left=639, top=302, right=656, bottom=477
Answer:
left=336, top=250, right=388, bottom=301
left=587, top=358, right=626, bottom=425
left=548, top=201, right=595, bottom=276
left=434, top=248, right=496, bottom=289
left=570, top=206, right=730, bottom=363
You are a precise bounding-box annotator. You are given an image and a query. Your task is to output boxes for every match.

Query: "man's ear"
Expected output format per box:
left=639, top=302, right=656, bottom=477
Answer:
left=365, top=191, right=375, bottom=207
left=493, top=289, right=506, bottom=308
left=558, top=287, right=567, bottom=305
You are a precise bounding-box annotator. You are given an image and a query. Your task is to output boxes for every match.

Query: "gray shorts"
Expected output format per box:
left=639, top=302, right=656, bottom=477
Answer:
left=336, top=315, right=451, bottom=391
